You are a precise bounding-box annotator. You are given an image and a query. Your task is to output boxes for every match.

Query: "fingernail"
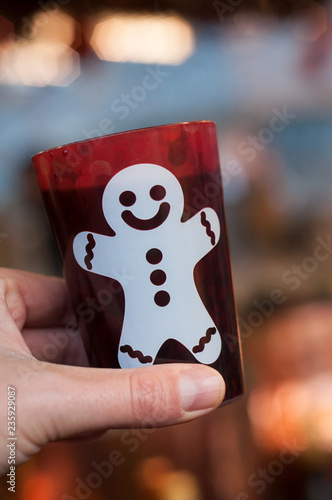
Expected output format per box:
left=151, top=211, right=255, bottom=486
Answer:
left=179, top=367, right=225, bottom=412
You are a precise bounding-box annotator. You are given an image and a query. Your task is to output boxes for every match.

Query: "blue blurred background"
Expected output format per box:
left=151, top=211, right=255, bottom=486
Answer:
left=2, top=1, right=332, bottom=499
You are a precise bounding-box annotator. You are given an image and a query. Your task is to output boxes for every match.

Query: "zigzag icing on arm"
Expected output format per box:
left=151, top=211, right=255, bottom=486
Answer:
left=84, top=233, right=96, bottom=270
left=200, top=211, right=216, bottom=245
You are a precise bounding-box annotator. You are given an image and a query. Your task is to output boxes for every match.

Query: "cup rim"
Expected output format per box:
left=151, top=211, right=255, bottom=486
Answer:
left=31, top=120, right=216, bottom=160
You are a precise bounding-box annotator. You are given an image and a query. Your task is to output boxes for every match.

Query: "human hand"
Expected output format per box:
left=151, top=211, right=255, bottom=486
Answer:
left=0, top=269, right=225, bottom=475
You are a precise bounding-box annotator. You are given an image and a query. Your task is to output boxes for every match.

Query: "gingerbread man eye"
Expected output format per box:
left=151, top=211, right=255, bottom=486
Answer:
left=119, top=190, right=136, bottom=207
left=150, top=185, right=166, bottom=201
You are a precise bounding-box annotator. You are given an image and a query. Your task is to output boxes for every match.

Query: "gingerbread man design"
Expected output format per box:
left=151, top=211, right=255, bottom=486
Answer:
left=73, top=163, right=222, bottom=368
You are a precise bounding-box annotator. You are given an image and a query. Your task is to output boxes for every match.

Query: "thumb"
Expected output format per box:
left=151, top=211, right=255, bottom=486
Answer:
left=17, top=360, right=225, bottom=454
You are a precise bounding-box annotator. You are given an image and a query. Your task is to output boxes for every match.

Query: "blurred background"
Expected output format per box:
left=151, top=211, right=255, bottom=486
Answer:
left=1, top=0, right=332, bottom=498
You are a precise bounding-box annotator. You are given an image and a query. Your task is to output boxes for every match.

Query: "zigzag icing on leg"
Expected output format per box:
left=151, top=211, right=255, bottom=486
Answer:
left=192, top=327, right=216, bottom=353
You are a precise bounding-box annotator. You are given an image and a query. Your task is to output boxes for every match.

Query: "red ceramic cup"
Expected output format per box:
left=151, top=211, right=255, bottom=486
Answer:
left=32, top=121, right=244, bottom=405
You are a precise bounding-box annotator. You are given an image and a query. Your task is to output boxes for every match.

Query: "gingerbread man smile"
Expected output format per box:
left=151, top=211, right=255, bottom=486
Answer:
left=121, top=202, right=170, bottom=230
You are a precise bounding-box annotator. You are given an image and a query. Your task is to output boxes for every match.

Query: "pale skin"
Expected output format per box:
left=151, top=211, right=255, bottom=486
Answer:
left=0, top=268, right=225, bottom=476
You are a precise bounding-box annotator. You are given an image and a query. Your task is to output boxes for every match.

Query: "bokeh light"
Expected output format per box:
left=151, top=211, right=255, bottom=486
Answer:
left=25, top=9, right=77, bottom=46
left=90, top=12, right=195, bottom=65
left=0, top=40, right=80, bottom=87
left=0, top=10, right=80, bottom=87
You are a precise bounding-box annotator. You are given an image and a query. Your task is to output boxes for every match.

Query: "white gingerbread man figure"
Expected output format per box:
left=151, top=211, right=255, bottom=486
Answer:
left=73, top=163, right=222, bottom=368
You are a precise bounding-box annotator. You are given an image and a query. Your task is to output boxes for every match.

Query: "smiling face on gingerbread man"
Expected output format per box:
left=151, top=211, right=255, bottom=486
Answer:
left=102, top=163, right=184, bottom=234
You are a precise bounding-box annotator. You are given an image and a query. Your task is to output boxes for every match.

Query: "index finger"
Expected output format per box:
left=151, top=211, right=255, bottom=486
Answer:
left=0, top=268, right=74, bottom=329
